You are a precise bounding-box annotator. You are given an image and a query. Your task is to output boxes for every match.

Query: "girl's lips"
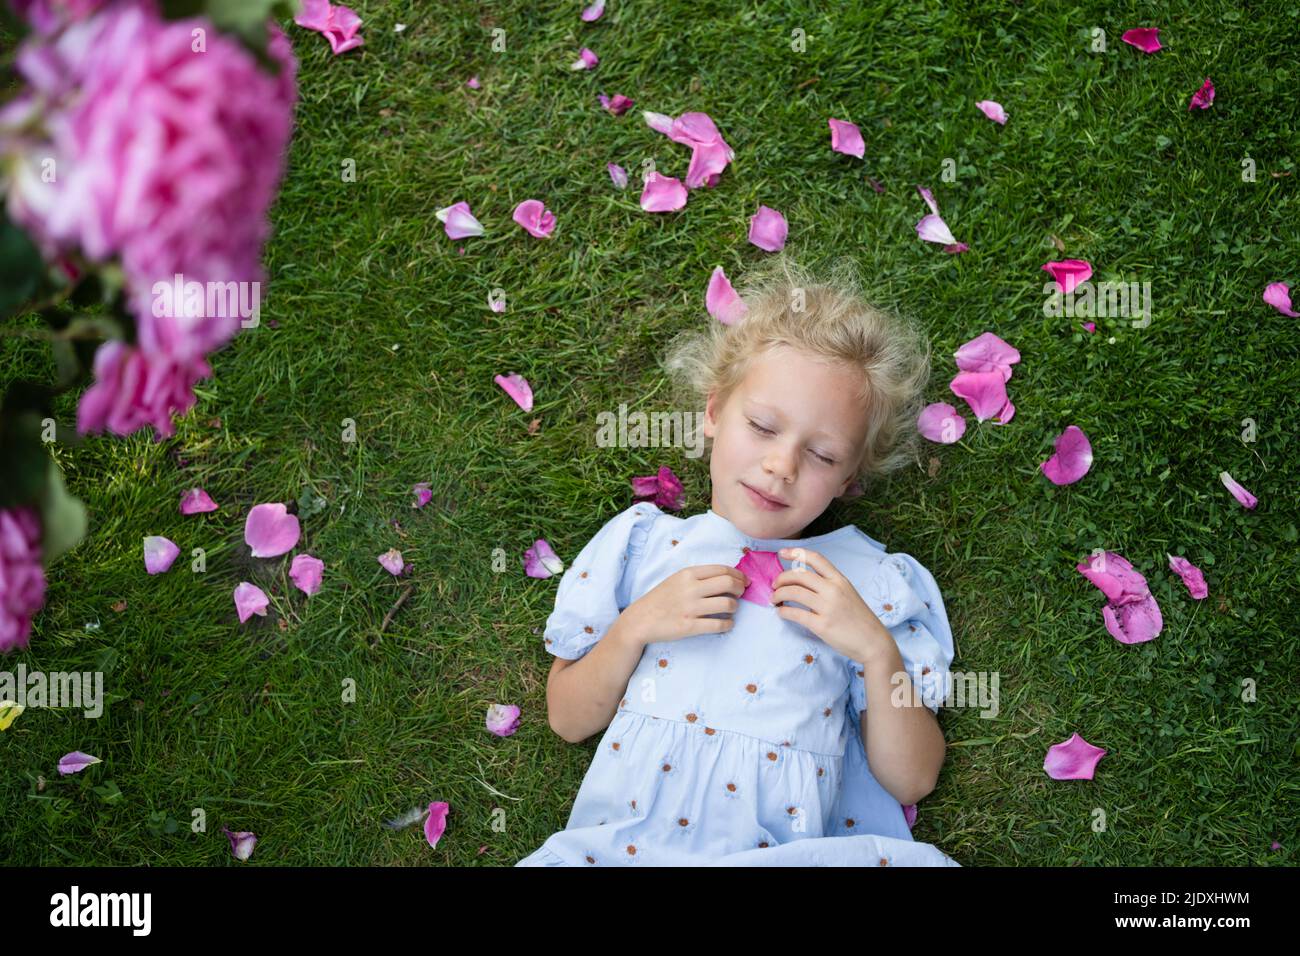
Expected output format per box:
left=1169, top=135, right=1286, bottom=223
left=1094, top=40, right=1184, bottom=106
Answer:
left=743, top=483, right=788, bottom=510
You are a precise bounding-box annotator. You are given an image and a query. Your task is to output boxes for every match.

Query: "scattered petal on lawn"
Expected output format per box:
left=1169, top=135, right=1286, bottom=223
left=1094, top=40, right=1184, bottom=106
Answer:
left=512, top=199, right=556, bottom=238
left=570, top=47, right=598, bottom=70
left=0, top=700, right=23, bottom=731
left=1044, top=733, right=1106, bottom=780
left=289, top=554, right=325, bottom=596
left=1077, top=550, right=1162, bottom=643
left=1102, top=592, right=1163, bottom=644
left=1121, top=27, right=1162, bottom=53
left=143, top=536, right=180, bottom=574
left=949, top=370, right=1012, bottom=421
left=221, top=827, right=257, bottom=862
left=598, top=92, right=635, bottom=115
left=1219, top=471, right=1257, bottom=509
left=523, top=539, right=564, bottom=578
left=488, top=291, right=506, bottom=313
left=1082, top=321, right=1096, bottom=333
left=179, top=488, right=217, bottom=514
left=466, top=76, right=480, bottom=89
left=917, top=185, right=940, bottom=217
left=748, top=205, right=788, bottom=252
left=631, top=465, right=685, bottom=510
left=378, top=549, right=404, bottom=576
left=735, top=550, right=782, bottom=606
left=1042, top=259, right=1093, bottom=294
left=828, top=117, right=865, bottom=158
left=435, top=201, right=484, bottom=239
left=581, top=0, right=605, bottom=20
left=1167, top=554, right=1208, bottom=599
left=234, top=582, right=270, bottom=623
left=917, top=402, right=967, bottom=444
left=706, top=266, right=748, bottom=325
left=642, top=110, right=674, bottom=136
left=685, top=139, right=733, bottom=189
left=640, top=172, right=687, bottom=212
left=917, top=214, right=957, bottom=245
left=643, top=111, right=735, bottom=189
left=412, top=482, right=433, bottom=508
left=244, top=503, right=301, bottom=558
left=975, top=100, right=1007, bottom=124
left=1263, top=282, right=1299, bottom=317
left=607, top=162, right=628, bottom=188
left=425, top=801, right=450, bottom=848
left=1041, top=425, right=1093, bottom=485
left=486, top=703, right=522, bottom=737
left=995, top=399, right=1016, bottom=425
left=494, top=372, right=534, bottom=411
left=58, top=751, right=101, bottom=775
left=954, top=331, right=1021, bottom=376
left=294, top=0, right=364, bottom=55
left=902, top=803, right=918, bottom=830
left=1189, top=77, right=1215, bottom=110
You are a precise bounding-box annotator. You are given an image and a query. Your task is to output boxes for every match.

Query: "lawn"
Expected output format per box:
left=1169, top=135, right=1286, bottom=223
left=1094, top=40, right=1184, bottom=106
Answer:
left=1, top=0, right=1296, bottom=865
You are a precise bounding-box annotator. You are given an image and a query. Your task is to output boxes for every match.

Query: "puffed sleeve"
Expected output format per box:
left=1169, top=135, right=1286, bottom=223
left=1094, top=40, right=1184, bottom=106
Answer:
left=845, top=548, right=955, bottom=718
left=541, top=503, right=662, bottom=660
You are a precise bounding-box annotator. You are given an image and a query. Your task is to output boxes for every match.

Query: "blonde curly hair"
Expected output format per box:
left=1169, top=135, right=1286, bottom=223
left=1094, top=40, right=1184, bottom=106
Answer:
left=662, top=254, right=932, bottom=494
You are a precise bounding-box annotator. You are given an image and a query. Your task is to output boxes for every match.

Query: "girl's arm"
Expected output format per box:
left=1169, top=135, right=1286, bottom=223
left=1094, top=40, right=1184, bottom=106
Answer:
left=860, top=639, right=946, bottom=805
left=546, top=610, right=649, bottom=744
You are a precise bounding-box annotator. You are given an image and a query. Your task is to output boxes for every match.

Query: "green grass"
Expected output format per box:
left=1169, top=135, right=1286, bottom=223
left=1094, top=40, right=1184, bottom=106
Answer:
left=2, top=0, right=1297, bottom=865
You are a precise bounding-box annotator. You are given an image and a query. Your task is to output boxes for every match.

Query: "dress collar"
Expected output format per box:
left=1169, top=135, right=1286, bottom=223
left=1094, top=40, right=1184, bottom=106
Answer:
left=701, top=508, right=858, bottom=550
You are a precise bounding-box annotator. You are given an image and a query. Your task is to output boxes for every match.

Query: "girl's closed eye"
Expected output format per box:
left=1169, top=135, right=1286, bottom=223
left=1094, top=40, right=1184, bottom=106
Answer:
left=747, top=419, right=837, bottom=465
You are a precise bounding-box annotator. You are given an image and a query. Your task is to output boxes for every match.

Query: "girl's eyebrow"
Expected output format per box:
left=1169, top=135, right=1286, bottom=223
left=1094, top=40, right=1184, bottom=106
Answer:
left=745, top=400, right=853, bottom=452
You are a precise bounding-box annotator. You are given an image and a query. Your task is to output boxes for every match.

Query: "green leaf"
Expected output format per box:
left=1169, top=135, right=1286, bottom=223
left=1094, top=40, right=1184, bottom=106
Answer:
left=39, top=458, right=88, bottom=564
left=0, top=214, right=44, bottom=319
left=92, top=781, right=124, bottom=804
left=0, top=409, right=49, bottom=508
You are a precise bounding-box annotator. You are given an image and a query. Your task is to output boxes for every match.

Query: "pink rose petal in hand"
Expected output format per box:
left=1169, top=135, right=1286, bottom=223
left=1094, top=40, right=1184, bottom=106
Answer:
left=735, top=550, right=782, bottom=606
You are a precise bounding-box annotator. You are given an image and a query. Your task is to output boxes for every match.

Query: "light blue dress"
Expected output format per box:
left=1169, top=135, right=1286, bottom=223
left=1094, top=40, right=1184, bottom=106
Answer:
left=516, top=502, right=961, bottom=867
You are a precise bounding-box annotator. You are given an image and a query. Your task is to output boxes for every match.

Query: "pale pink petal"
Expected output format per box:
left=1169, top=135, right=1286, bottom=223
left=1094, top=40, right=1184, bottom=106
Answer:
left=1102, top=593, right=1163, bottom=644
left=234, top=582, right=270, bottom=623
left=581, top=0, right=605, bottom=21
left=916, top=185, right=940, bottom=217
left=949, top=370, right=1010, bottom=421
left=1042, top=259, right=1092, bottom=294
left=1189, top=77, right=1215, bottom=110
left=1263, top=282, right=1299, bottom=317
left=828, top=117, right=865, bottom=158
left=289, top=554, right=324, bottom=596
left=685, top=139, right=733, bottom=189
left=607, top=163, right=628, bottom=188
left=486, top=703, right=522, bottom=737
left=706, top=266, right=748, bottom=325
left=143, top=535, right=180, bottom=574
left=523, top=539, right=564, bottom=578
left=975, top=100, right=1007, bottom=124
left=1044, top=733, right=1106, bottom=780
left=639, top=172, right=688, bottom=212
left=1167, top=555, right=1208, bottom=600
left=642, top=110, right=675, bottom=136
left=488, top=292, right=506, bottom=313
left=570, top=47, right=598, bottom=70
left=221, top=827, right=257, bottom=861
left=917, top=402, right=966, bottom=443
left=179, top=488, right=218, bottom=514
left=412, top=482, right=433, bottom=508
left=331, top=5, right=363, bottom=39
left=512, top=199, right=556, bottom=238
left=467, top=76, right=480, bottom=88
left=293, top=0, right=332, bottom=32
left=995, top=399, right=1016, bottom=424
left=1040, top=425, right=1093, bottom=485
left=669, top=112, right=722, bottom=148
left=954, top=331, right=1021, bottom=375
left=244, top=503, right=301, bottom=558
left=57, top=750, right=101, bottom=775
left=378, top=549, right=404, bottom=575
left=435, top=201, right=485, bottom=239
left=425, top=801, right=450, bottom=848
left=1121, top=28, right=1162, bottom=53
left=494, top=372, right=534, bottom=411
left=1219, top=471, right=1257, bottom=509
left=917, top=214, right=957, bottom=246
left=748, top=205, right=788, bottom=252
left=735, top=549, right=783, bottom=606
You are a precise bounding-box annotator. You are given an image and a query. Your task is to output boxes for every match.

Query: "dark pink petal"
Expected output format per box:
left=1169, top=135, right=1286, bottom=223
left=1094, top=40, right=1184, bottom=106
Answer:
left=630, top=474, right=660, bottom=498
left=748, top=205, right=788, bottom=252
left=600, top=93, right=634, bottom=116
left=486, top=703, right=521, bottom=737
left=954, top=331, right=1021, bottom=375
left=1263, top=282, right=1299, bottom=317
left=1042, top=259, right=1092, bottom=294
left=639, top=172, right=687, bottom=212
left=1040, top=425, right=1093, bottom=485
left=234, top=582, right=270, bottom=623
left=294, top=0, right=332, bottom=32
left=942, top=242, right=969, bottom=255
left=1082, top=321, right=1096, bottom=333
left=221, top=826, right=257, bottom=862
left=512, top=199, right=556, bottom=238
left=57, top=750, right=101, bottom=775
left=523, top=539, right=564, bottom=578
left=1044, top=732, right=1106, bottom=780
left=1219, top=471, right=1257, bottom=509
left=828, top=117, right=865, bottom=158
left=735, top=550, right=783, bottom=606
left=412, top=482, right=433, bottom=508
left=581, top=0, right=605, bottom=21
left=425, top=801, right=450, bottom=848
left=179, top=488, right=217, bottom=514
left=902, top=803, right=918, bottom=829
left=1121, top=28, right=1162, bottom=53
left=995, top=399, right=1016, bottom=425
left=975, top=100, right=1007, bottom=124
left=143, top=535, right=180, bottom=574
left=1102, top=593, right=1163, bottom=644
left=494, top=372, right=534, bottom=411
left=607, top=163, right=628, bottom=189
left=1188, top=77, right=1215, bottom=110
left=653, top=466, right=684, bottom=511
left=435, top=201, right=484, bottom=239
left=570, top=47, right=598, bottom=70
left=706, top=266, right=748, bottom=325
left=244, top=503, right=301, bottom=558
left=289, top=554, right=324, bottom=596
left=1167, top=554, right=1208, bottom=600
left=1076, top=550, right=1150, bottom=606
left=378, top=549, right=404, bottom=576
left=917, top=402, right=966, bottom=443
left=949, top=370, right=1011, bottom=421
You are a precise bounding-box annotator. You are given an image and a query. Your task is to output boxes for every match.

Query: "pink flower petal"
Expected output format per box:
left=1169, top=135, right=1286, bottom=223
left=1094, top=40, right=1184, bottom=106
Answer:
left=917, top=402, right=966, bottom=443
left=294, top=0, right=332, bottom=32
left=221, top=827, right=258, bottom=862
left=975, top=100, right=1007, bottom=124
left=435, top=201, right=485, bottom=240
left=828, top=117, right=865, bottom=158
left=1044, top=732, right=1106, bottom=780
left=1042, top=259, right=1093, bottom=294
left=1263, top=282, right=1299, bottom=317
left=412, top=482, right=433, bottom=508
left=607, top=162, right=628, bottom=189
left=425, top=801, right=449, bottom=848
left=748, top=205, right=788, bottom=252
left=486, top=703, right=521, bottom=737
left=669, top=112, right=723, bottom=147
left=706, top=266, right=748, bottom=325
left=642, top=110, right=675, bottom=136
left=954, top=331, right=1021, bottom=376
left=1082, top=321, right=1096, bottom=333
left=1219, top=471, right=1257, bottom=509
left=685, top=139, right=733, bottom=189
left=523, top=539, right=564, bottom=578
left=1076, top=550, right=1150, bottom=606
left=639, top=172, right=688, bottom=212
left=1040, top=425, right=1093, bottom=485
left=653, top=465, right=684, bottom=510
left=599, top=93, right=635, bottom=116
left=581, top=0, right=605, bottom=21
left=1189, top=77, right=1215, bottom=110
left=244, top=503, right=301, bottom=558
left=378, top=549, right=404, bottom=575
left=916, top=185, right=940, bottom=217
left=143, top=535, right=180, bottom=574
left=512, top=199, right=556, bottom=238
left=942, top=242, right=970, bottom=255
left=466, top=76, right=480, bottom=89
left=1102, top=593, right=1163, bottom=644
left=57, top=750, right=101, bottom=775
left=289, top=554, right=324, bottom=596
left=179, top=488, right=217, bottom=514
left=234, top=582, right=270, bottom=623
left=949, top=370, right=1011, bottom=421
left=1167, top=554, right=1208, bottom=600
left=570, top=47, right=598, bottom=70
left=735, top=550, right=783, bottom=606
left=917, top=213, right=957, bottom=246
left=1121, top=28, right=1162, bottom=53
left=902, top=803, right=918, bottom=829
left=494, top=372, right=534, bottom=411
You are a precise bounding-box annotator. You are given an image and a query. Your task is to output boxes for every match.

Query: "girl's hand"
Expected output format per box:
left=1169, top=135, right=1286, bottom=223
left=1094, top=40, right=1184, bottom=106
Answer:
left=623, top=564, right=749, bottom=645
left=770, top=548, right=894, bottom=664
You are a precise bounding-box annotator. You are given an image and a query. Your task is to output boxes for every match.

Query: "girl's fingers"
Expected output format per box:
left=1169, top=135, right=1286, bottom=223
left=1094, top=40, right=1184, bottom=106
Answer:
left=778, top=548, right=842, bottom=582
left=769, top=585, right=820, bottom=611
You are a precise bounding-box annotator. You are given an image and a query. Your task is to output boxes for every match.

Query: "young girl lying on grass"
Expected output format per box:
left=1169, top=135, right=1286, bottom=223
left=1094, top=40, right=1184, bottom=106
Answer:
left=518, top=258, right=960, bottom=866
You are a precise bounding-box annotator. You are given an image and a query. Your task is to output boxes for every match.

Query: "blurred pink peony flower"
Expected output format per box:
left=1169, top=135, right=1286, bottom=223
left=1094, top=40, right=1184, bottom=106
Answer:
left=74, top=342, right=211, bottom=440
left=0, top=507, right=47, bottom=654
